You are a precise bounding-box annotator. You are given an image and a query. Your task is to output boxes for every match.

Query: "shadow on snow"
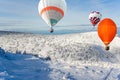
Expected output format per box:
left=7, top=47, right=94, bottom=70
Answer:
left=0, top=48, right=52, bottom=80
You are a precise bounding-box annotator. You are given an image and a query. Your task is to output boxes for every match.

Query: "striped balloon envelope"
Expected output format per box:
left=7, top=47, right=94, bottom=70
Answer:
left=38, top=0, right=67, bottom=32
left=89, top=11, right=102, bottom=26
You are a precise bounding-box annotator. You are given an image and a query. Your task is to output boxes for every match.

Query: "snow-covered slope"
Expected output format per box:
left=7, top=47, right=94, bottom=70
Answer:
left=0, top=31, right=120, bottom=80
left=0, top=48, right=120, bottom=80
left=0, top=31, right=120, bottom=62
left=0, top=48, right=52, bottom=80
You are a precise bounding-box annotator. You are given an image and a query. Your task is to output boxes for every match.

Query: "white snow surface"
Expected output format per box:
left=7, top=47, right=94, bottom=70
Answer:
left=0, top=31, right=120, bottom=80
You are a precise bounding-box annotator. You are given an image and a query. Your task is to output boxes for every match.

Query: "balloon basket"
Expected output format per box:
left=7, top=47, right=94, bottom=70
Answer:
left=50, top=28, right=54, bottom=33
left=105, top=46, right=110, bottom=51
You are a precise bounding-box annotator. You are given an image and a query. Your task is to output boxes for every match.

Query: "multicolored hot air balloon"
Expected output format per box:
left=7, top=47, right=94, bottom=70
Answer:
left=38, top=0, right=67, bottom=33
left=89, top=11, right=102, bottom=26
left=98, top=18, right=117, bottom=50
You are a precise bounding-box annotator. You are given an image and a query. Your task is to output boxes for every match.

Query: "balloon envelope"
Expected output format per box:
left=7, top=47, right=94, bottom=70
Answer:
left=98, top=18, right=117, bottom=46
left=38, top=0, right=67, bottom=27
left=89, top=11, right=102, bottom=26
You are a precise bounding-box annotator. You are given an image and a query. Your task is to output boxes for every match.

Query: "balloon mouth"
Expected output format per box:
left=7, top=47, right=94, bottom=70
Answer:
left=104, top=42, right=110, bottom=46
left=91, top=22, right=96, bottom=26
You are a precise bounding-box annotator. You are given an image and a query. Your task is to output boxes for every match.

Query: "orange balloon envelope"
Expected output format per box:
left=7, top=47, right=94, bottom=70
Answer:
left=98, top=18, right=117, bottom=50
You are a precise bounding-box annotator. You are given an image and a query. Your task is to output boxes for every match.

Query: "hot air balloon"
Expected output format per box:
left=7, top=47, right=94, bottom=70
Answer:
left=38, top=0, right=67, bottom=33
left=98, top=18, right=117, bottom=50
left=89, top=11, right=102, bottom=26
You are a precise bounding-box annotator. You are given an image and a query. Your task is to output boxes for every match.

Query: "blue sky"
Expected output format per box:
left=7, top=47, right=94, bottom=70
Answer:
left=0, top=0, right=120, bottom=31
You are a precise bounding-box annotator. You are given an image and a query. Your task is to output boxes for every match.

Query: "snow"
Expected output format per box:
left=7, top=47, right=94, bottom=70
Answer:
left=0, top=48, right=51, bottom=80
left=0, top=31, right=120, bottom=80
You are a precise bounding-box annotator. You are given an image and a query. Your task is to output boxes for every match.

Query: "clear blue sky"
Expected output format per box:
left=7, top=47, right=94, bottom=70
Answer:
left=0, top=0, right=120, bottom=31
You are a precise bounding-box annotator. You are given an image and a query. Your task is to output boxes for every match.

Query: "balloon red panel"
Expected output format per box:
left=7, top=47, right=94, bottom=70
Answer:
left=98, top=18, right=117, bottom=46
left=90, top=17, right=100, bottom=26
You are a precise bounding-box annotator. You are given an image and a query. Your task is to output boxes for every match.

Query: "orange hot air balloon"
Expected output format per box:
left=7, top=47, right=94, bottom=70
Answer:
left=98, top=18, right=117, bottom=50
